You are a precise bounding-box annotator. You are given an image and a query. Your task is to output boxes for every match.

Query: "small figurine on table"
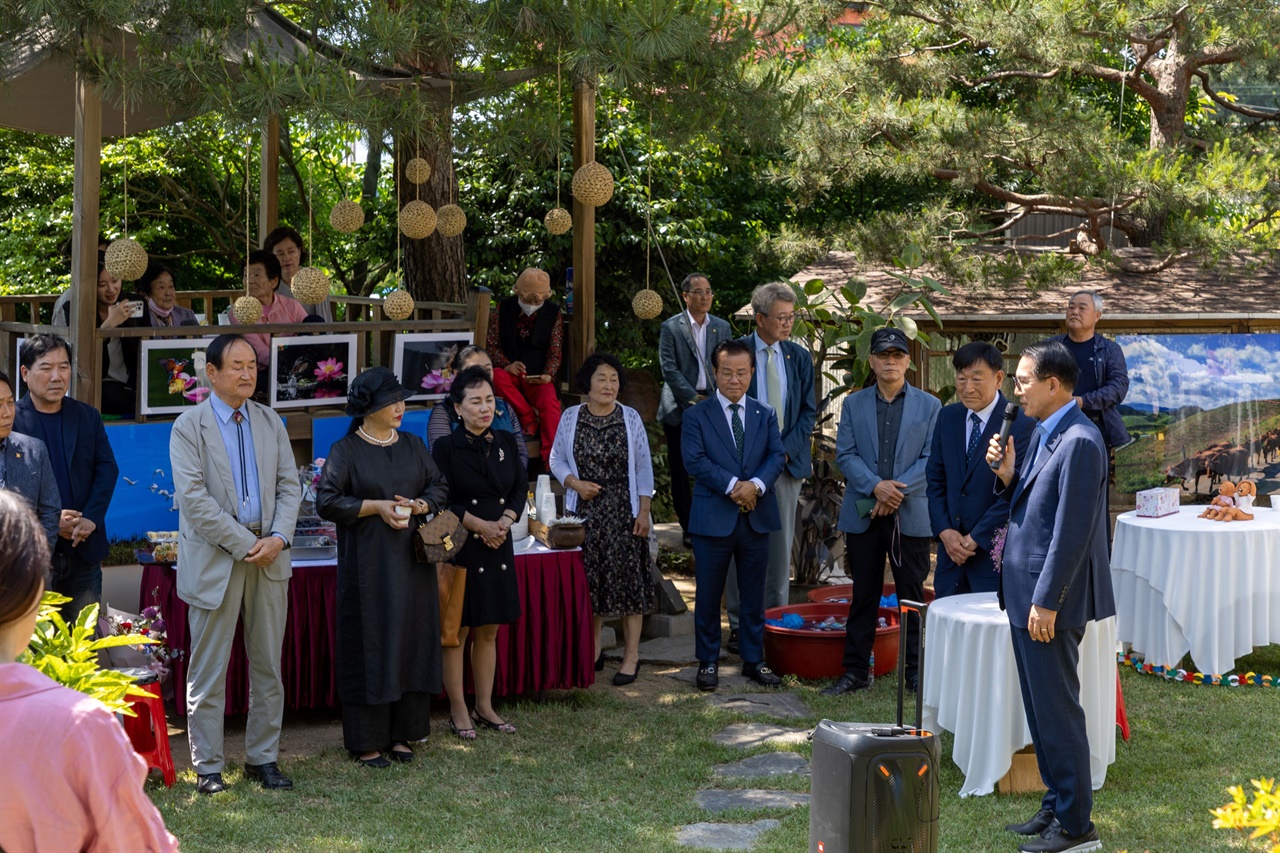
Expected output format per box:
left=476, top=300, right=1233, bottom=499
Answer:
left=1199, top=481, right=1237, bottom=520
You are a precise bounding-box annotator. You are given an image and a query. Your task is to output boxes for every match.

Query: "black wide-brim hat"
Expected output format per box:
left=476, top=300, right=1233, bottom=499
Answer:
left=345, top=366, right=414, bottom=418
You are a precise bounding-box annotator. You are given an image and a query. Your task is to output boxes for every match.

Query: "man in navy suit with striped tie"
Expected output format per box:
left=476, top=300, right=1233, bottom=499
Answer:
left=926, top=342, right=1034, bottom=597
left=683, top=339, right=787, bottom=692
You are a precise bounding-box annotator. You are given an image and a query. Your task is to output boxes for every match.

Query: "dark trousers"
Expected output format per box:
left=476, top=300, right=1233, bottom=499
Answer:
left=49, top=550, right=103, bottom=625
left=932, top=558, right=1000, bottom=598
left=841, top=519, right=930, bottom=677
left=693, top=515, right=769, bottom=665
left=665, top=422, right=694, bottom=534
left=1009, top=625, right=1093, bottom=836
left=342, top=691, right=433, bottom=753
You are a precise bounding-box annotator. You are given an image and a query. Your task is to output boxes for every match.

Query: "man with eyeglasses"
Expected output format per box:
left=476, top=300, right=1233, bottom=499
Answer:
left=657, top=273, right=733, bottom=548
left=487, top=267, right=564, bottom=465
left=724, top=282, right=816, bottom=654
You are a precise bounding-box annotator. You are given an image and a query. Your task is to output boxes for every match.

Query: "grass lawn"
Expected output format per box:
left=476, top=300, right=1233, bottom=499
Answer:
left=146, top=645, right=1278, bottom=852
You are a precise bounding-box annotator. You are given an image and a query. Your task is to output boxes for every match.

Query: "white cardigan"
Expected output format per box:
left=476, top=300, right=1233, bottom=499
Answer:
left=549, top=403, right=654, bottom=517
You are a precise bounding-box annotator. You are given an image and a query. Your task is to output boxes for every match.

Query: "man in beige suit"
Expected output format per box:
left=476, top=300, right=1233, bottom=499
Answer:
left=170, top=334, right=301, bottom=796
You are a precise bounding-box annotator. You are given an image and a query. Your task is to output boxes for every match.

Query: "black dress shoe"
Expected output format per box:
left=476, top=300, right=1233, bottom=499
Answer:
left=196, top=773, right=226, bottom=795
left=682, top=532, right=692, bottom=548
left=742, top=662, right=782, bottom=687
left=244, top=761, right=293, bottom=790
left=613, top=662, right=640, bottom=686
left=904, top=671, right=919, bottom=693
left=354, top=753, right=391, bottom=769
left=821, top=671, right=873, bottom=696
left=696, top=663, right=718, bottom=692
left=726, top=629, right=740, bottom=655
left=388, top=743, right=414, bottom=763
left=1006, top=808, right=1055, bottom=837
left=1017, top=821, right=1101, bottom=853
left=595, top=650, right=606, bottom=672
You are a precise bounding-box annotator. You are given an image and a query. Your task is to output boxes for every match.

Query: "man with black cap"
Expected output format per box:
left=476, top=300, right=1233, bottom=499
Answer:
left=170, top=333, right=301, bottom=796
left=824, top=326, right=940, bottom=696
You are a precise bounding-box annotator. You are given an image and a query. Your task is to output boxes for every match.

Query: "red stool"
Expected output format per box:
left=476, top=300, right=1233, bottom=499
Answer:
left=122, top=679, right=176, bottom=787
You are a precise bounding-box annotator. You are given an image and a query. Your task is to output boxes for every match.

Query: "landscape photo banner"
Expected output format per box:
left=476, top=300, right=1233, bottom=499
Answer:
left=1115, top=334, right=1280, bottom=502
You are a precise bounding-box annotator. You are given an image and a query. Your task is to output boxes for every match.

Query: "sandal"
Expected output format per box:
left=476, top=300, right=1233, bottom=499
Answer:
left=388, top=742, right=415, bottom=763
left=472, top=711, right=516, bottom=734
left=449, top=718, right=477, bottom=741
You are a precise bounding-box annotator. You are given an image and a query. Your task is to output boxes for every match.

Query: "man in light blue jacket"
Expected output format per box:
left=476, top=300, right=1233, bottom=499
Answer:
left=825, top=327, right=940, bottom=696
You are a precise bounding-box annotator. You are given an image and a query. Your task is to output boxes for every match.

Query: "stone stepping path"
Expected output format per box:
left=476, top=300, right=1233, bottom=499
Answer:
left=610, top=636, right=725, bottom=666
left=713, top=751, right=811, bottom=779
left=710, top=723, right=809, bottom=750
left=704, top=692, right=810, bottom=719
left=694, top=789, right=809, bottom=814
left=675, top=820, right=781, bottom=850
left=669, top=665, right=751, bottom=690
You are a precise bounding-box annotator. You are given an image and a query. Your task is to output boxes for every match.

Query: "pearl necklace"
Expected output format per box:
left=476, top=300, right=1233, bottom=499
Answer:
left=357, top=427, right=396, bottom=446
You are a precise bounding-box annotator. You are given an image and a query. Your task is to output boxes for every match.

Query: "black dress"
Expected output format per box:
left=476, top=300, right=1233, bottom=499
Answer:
left=574, top=407, right=657, bottom=617
left=316, top=432, right=449, bottom=747
left=431, top=427, right=528, bottom=626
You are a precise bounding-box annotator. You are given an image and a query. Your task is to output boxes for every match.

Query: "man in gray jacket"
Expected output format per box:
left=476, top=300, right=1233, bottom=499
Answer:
left=825, top=328, right=940, bottom=696
left=657, top=273, right=733, bottom=547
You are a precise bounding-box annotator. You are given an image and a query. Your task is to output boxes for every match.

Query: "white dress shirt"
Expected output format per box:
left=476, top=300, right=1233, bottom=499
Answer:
left=688, top=310, right=710, bottom=392
left=965, top=396, right=1001, bottom=449
left=715, top=390, right=767, bottom=497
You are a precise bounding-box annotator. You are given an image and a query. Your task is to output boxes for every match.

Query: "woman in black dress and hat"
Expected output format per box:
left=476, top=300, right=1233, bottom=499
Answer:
left=431, top=366, right=528, bottom=739
left=316, top=367, right=449, bottom=767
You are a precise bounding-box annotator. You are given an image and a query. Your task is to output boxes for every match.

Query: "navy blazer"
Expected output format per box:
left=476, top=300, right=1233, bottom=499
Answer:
left=1047, top=333, right=1130, bottom=448
left=740, top=334, right=817, bottom=480
left=926, top=394, right=1036, bottom=574
left=996, top=404, right=1116, bottom=630
left=13, top=395, right=119, bottom=566
left=3, top=431, right=62, bottom=550
left=682, top=394, right=787, bottom=537
left=657, top=312, right=733, bottom=426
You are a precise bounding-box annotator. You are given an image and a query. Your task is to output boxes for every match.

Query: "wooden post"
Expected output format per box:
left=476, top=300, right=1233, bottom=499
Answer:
left=71, top=70, right=102, bottom=409
left=258, top=114, right=280, bottom=246
left=569, top=78, right=597, bottom=378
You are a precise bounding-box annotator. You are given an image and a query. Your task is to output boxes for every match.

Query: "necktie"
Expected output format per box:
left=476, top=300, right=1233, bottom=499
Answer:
left=766, top=346, right=785, bottom=428
left=729, top=403, right=745, bottom=460
left=233, top=410, right=250, bottom=514
left=966, top=411, right=983, bottom=460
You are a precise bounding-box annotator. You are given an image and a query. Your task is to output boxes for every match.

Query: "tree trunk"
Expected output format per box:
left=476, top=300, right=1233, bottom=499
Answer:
left=351, top=128, right=382, bottom=296
left=395, top=131, right=466, bottom=304
left=1146, top=26, right=1193, bottom=149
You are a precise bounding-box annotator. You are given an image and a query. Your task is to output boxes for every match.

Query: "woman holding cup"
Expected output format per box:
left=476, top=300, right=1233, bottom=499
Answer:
left=317, top=367, right=448, bottom=767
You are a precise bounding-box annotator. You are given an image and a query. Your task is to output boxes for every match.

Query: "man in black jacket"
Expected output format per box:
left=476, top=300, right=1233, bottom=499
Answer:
left=1050, top=291, right=1130, bottom=455
left=14, top=334, right=119, bottom=621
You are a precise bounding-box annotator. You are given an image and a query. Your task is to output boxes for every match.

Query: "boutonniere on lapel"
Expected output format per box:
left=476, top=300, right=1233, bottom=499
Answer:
left=498, top=447, right=505, bottom=462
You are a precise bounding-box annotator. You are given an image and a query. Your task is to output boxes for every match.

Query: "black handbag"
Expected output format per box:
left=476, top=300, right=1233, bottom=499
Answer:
left=414, top=510, right=467, bottom=563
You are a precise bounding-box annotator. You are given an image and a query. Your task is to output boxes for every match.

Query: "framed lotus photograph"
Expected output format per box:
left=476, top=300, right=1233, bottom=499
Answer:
left=270, top=333, right=358, bottom=410
left=392, top=331, right=473, bottom=402
left=138, top=339, right=214, bottom=415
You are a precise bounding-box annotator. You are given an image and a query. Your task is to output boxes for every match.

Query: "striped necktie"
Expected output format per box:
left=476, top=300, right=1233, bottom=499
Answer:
left=729, top=403, right=745, bottom=460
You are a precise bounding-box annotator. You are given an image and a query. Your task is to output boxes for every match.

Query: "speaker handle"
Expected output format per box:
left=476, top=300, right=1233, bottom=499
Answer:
left=897, top=599, right=929, bottom=732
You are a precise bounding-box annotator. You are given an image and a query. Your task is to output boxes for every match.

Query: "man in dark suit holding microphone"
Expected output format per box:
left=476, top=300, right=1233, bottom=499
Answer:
left=926, top=342, right=1035, bottom=597
left=683, top=339, right=787, bottom=692
left=987, top=340, right=1114, bottom=853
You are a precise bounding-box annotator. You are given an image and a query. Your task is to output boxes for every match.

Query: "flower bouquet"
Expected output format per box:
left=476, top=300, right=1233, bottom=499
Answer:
left=101, top=592, right=183, bottom=688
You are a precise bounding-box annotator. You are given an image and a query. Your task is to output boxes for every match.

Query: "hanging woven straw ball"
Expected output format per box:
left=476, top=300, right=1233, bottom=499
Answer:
left=544, top=207, right=572, bottom=235
left=382, top=288, right=415, bottom=321
left=104, top=237, right=149, bottom=281
left=290, top=267, right=332, bottom=305
left=399, top=200, right=437, bottom=239
left=329, top=200, right=365, bottom=234
left=632, top=289, right=663, bottom=320
left=405, top=157, right=432, bottom=185
left=571, top=161, right=614, bottom=207
left=436, top=204, right=467, bottom=238
left=233, top=295, right=264, bottom=324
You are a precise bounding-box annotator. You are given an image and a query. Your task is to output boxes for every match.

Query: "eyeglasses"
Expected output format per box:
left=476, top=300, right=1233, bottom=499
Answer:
left=769, top=314, right=795, bottom=325
left=1012, top=375, right=1037, bottom=390
left=686, top=289, right=713, bottom=297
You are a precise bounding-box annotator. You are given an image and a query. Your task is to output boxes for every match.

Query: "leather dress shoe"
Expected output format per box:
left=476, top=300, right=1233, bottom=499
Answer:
left=682, top=532, right=692, bottom=548
left=742, top=662, right=782, bottom=687
left=821, top=671, right=873, bottom=696
left=726, top=629, right=740, bottom=655
left=1006, top=808, right=1055, bottom=837
left=696, top=663, right=719, bottom=692
left=1017, top=821, right=1101, bottom=853
left=904, top=671, right=919, bottom=693
left=196, top=773, right=226, bottom=795
left=244, top=761, right=293, bottom=790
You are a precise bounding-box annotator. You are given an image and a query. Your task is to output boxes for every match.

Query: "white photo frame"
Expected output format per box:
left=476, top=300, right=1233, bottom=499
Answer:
left=392, top=332, right=474, bottom=402
left=269, top=333, right=358, bottom=410
left=138, top=339, right=214, bottom=415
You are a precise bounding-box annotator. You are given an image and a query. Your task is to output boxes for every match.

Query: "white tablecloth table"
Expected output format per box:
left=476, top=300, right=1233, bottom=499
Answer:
left=1111, top=506, right=1280, bottom=676
left=921, top=593, right=1117, bottom=797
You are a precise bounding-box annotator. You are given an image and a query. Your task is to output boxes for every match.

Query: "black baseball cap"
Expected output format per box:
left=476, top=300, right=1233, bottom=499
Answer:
left=870, top=327, right=910, bottom=354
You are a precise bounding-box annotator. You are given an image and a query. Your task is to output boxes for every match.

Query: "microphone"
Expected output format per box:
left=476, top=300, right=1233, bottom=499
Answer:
left=988, top=403, right=1020, bottom=470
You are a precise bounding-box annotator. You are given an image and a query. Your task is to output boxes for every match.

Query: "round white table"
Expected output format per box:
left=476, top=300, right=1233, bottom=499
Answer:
left=1111, top=505, right=1280, bottom=676
left=920, top=593, right=1116, bottom=798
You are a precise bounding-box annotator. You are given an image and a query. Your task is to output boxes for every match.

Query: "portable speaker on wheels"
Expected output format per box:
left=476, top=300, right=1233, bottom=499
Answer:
left=809, top=600, right=940, bottom=853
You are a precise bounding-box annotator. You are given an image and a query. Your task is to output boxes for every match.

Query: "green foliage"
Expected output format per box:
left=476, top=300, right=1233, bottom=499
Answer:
left=21, top=591, right=154, bottom=716
left=1212, top=778, right=1280, bottom=853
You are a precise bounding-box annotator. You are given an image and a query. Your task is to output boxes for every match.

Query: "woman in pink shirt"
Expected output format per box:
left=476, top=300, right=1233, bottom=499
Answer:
left=0, top=490, right=178, bottom=853
left=229, top=248, right=310, bottom=373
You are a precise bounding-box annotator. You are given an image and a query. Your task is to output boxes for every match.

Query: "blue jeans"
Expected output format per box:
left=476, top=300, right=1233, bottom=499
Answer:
left=49, top=551, right=103, bottom=626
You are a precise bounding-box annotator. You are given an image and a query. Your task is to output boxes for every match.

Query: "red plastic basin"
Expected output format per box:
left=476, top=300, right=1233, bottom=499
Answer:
left=763, top=603, right=900, bottom=679
left=806, top=583, right=936, bottom=605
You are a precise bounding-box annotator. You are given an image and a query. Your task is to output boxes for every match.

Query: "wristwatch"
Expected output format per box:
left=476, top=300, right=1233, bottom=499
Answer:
left=754, top=483, right=763, bottom=497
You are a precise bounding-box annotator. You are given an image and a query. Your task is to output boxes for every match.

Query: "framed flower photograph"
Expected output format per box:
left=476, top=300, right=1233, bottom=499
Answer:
left=392, top=331, right=473, bottom=401
left=270, top=333, right=358, bottom=410
left=138, top=339, right=214, bottom=415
